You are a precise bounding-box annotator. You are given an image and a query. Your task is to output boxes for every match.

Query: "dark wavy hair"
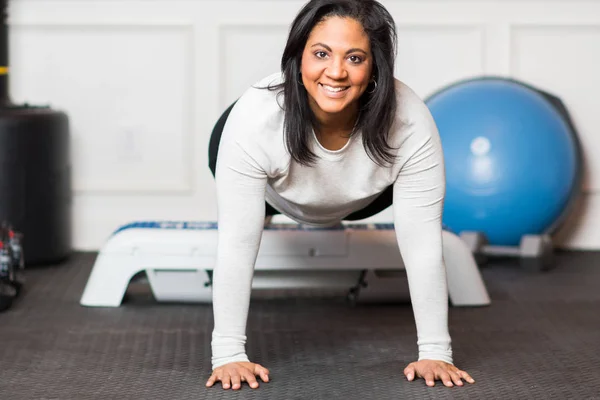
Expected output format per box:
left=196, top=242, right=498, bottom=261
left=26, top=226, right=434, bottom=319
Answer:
left=266, top=0, right=398, bottom=167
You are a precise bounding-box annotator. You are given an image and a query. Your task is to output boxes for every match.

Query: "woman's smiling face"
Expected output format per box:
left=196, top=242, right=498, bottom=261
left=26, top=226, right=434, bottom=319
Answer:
left=300, top=16, right=373, bottom=121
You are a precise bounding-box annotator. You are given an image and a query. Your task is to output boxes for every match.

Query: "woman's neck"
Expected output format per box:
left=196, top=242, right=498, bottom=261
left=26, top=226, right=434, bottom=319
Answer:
left=312, top=103, right=359, bottom=151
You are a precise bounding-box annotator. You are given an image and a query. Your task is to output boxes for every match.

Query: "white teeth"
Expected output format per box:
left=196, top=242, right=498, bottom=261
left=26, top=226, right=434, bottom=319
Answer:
left=321, top=84, right=348, bottom=93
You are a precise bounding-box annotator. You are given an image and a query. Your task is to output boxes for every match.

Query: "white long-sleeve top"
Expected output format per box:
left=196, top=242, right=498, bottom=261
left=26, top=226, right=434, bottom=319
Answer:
left=212, top=72, right=452, bottom=369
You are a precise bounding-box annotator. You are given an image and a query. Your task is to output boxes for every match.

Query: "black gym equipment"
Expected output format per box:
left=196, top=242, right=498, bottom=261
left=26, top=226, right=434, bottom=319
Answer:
left=0, top=0, right=72, bottom=265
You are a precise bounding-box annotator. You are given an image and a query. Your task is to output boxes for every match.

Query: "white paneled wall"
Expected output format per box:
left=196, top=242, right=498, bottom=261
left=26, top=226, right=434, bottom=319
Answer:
left=13, top=23, right=194, bottom=193
left=7, top=0, right=600, bottom=250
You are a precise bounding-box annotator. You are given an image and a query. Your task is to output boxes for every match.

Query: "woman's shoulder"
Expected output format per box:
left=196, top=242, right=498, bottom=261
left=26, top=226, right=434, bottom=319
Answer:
left=234, top=72, right=285, bottom=112
left=223, top=72, right=285, bottom=134
left=393, top=79, right=431, bottom=120
left=387, top=79, right=440, bottom=148
left=220, top=73, right=288, bottom=161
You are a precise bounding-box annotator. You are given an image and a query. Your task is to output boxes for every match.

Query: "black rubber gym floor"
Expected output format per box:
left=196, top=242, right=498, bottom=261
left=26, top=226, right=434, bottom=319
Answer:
left=0, top=251, right=599, bottom=399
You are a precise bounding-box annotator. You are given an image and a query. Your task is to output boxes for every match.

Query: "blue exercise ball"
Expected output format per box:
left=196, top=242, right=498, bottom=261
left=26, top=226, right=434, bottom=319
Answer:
left=426, top=78, right=581, bottom=246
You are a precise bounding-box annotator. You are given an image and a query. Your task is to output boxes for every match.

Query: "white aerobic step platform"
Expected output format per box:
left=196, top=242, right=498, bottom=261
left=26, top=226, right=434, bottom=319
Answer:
left=80, top=221, right=491, bottom=308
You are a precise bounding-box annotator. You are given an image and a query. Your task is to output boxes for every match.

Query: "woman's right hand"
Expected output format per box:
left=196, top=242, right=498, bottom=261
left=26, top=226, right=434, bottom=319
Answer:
left=206, top=361, right=270, bottom=390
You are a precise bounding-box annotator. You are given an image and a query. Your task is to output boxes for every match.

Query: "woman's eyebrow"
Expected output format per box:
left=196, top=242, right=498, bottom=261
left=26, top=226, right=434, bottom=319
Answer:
left=311, top=42, right=368, bottom=55
left=346, top=48, right=368, bottom=55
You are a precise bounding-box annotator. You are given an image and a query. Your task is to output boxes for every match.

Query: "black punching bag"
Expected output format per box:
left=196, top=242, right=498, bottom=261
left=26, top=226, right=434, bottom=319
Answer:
left=0, top=0, right=72, bottom=265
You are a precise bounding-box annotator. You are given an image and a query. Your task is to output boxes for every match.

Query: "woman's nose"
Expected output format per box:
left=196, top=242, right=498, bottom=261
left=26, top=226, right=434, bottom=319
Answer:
left=326, top=58, right=348, bottom=80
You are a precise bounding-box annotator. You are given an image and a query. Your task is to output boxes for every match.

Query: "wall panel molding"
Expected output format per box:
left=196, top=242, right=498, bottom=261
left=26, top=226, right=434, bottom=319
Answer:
left=393, top=24, right=486, bottom=97
left=10, top=22, right=196, bottom=195
left=509, top=23, right=600, bottom=194
left=217, top=23, right=289, bottom=109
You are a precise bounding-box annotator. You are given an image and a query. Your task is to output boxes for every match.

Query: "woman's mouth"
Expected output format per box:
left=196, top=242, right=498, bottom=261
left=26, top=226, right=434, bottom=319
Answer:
left=319, top=83, right=350, bottom=98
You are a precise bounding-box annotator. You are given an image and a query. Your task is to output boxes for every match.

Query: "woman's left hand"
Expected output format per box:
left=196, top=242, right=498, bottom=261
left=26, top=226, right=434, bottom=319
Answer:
left=404, top=360, right=475, bottom=387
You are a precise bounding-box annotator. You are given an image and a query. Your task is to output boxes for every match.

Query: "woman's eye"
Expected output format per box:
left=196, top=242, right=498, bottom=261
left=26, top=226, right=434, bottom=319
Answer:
left=349, top=55, right=363, bottom=64
left=315, top=51, right=328, bottom=59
